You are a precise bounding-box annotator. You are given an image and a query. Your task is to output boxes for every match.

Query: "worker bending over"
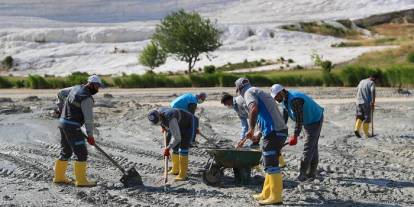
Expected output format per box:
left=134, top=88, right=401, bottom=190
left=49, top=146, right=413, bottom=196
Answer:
left=170, top=92, right=206, bottom=143
left=236, top=78, right=288, bottom=205
left=271, top=84, right=324, bottom=182
left=148, top=108, right=195, bottom=181
left=53, top=75, right=104, bottom=187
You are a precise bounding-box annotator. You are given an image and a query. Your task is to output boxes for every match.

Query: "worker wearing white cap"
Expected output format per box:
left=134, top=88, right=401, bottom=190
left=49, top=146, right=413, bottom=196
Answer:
left=53, top=75, right=104, bottom=187
left=271, top=84, right=324, bottom=182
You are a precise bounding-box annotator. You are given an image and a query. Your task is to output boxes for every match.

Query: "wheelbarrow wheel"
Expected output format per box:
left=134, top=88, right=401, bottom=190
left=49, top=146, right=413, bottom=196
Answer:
left=202, top=164, right=222, bottom=186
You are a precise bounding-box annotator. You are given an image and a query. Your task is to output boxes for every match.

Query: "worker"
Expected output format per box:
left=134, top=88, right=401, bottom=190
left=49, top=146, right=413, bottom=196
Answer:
left=354, top=74, right=377, bottom=138
left=148, top=108, right=195, bottom=181
left=170, top=92, right=207, bottom=114
left=53, top=75, right=104, bottom=187
left=270, top=84, right=324, bottom=182
left=235, top=78, right=287, bottom=205
left=170, top=92, right=206, bottom=143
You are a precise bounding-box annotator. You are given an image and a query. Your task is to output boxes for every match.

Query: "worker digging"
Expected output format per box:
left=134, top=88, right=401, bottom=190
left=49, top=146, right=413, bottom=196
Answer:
left=53, top=75, right=104, bottom=187
left=271, top=84, right=324, bottom=182
left=147, top=107, right=196, bottom=181
left=354, top=74, right=377, bottom=138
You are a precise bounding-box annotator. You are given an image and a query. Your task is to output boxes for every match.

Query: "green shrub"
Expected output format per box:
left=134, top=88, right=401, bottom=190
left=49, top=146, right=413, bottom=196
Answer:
left=1, top=56, right=13, bottom=70
left=247, top=74, right=273, bottom=86
left=0, top=76, right=13, bottom=88
left=203, top=65, right=216, bottom=74
left=339, top=65, right=384, bottom=86
left=66, top=72, right=89, bottom=86
left=26, top=75, right=50, bottom=89
left=407, top=52, right=414, bottom=63
left=219, top=73, right=239, bottom=87
left=189, top=74, right=219, bottom=87
left=321, top=60, right=333, bottom=73
left=173, top=76, right=192, bottom=87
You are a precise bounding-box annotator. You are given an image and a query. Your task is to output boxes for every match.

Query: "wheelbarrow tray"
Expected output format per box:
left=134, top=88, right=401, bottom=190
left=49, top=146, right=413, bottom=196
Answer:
left=205, top=148, right=262, bottom=169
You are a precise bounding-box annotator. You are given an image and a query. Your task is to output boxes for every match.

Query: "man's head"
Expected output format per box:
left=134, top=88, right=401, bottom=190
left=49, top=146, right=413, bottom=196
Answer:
left=86, top=75, right=105, bottom=95
left=221, top=92, right=234, bottom=108
left=235, top=78, right=251, bottom=95
left=148, top=110, right=160, bottom=125
left=369, top=74, right=379, bottom=82
left=270, top=84, right=287, bottom=103
left=196, top=92, right=207, bottom=104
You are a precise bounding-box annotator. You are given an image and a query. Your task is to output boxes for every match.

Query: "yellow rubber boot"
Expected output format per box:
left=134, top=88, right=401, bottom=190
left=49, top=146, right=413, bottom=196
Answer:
left=278, top=154, right=286, bottom=168
left=362, top=122, right=370, bottom=138
left=73, top=161, right=96, bottom=187
left=174, top=155, right=188, bottom=181
left=259, top=173, right=283, bottom=205
left=253, top=174, right=270, bottom=201
left=354, top=119, right=362, bottom=131
left=53, top=160, right=72, bottom=184
left=168, top=153, right=179, bottom=175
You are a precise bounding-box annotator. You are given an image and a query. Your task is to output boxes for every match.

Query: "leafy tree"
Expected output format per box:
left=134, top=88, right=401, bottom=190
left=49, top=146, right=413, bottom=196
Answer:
left=138, top=42, right=166, bottom=70
left=152, top=9, right=221, bottom=73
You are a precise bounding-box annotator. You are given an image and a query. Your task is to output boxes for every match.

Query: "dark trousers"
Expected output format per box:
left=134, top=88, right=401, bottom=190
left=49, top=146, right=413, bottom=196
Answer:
left=58, top=125, right=88, bottom=161
left=262, top=130, right=288, bottom=174
left=166, top=130, right=191, bottom=156
left=302, top=116, right=323, bottom=173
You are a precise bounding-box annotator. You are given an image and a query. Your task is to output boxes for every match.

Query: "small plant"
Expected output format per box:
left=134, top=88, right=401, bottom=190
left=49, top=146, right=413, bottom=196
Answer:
left=311, top=51, right=333, bottom=72
left=203, top=65, right=216, bottom=74
left=287, top=59, right=294, bottom=63
left=407, top=52, right=414, bottom=63
left=138, top=42, right=167, bottom=71
left=2, top=56, right=14, bottom=70
left=269, top=31, right=275, bottom=38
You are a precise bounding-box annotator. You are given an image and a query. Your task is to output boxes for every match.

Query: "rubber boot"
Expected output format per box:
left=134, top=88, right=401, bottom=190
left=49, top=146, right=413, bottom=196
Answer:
left=174, top=155, right=188, bottom=181
left=73, top=161, right=96, bottom=187
left=278, top=154, right=286, bottom=168
left=253, top=174, right=270, bottom=201
left=362, top=122, right=370, bottom=138
left=168, top=153, right=179, bottom=175
left=259, top=173, right=283, bottom=205
left=354, top=119, right=362, bottom=138
left=53, top=160, right=72, bottom=184
left=297, top=161, right=308, bottom=182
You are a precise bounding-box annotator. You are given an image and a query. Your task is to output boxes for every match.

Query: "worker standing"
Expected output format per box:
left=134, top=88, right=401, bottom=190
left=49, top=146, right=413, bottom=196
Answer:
left=271, top=84, right=324, bottom=182
left=235, top=78, right=287, bottom=205
left=170, top=92, right=207, bottom=144
left=148, top=108, right=195, bottom=181
left=354, top=74, right=377, bottom=138
left=53, top=75, right=104, bottom=187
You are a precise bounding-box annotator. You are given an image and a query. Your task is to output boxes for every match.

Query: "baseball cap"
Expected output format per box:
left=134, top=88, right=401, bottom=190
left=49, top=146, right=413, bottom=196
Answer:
left=235, top=78, right=250, bottom=93
left=87, top=75, right=105, bottom=88
left=270, top=84, right=284, bottom=98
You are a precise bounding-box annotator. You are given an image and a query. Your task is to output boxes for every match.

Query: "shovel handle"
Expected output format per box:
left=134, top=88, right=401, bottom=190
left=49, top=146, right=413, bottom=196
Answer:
left=94, top=144, right=126, bottom=174
left=199, top=133, right=220, bottom=148
left=163, top=131, right=168, bottom=184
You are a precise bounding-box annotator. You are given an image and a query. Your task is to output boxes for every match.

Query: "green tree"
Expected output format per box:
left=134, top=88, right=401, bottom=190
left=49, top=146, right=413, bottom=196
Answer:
left=152, top=9, right=221, bottom=73
left=138, top=42, right=167, bottom=70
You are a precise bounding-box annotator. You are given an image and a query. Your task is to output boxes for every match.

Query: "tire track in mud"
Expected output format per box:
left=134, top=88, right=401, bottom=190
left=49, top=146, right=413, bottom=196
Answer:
left=0, top=152, right=52, bottom=182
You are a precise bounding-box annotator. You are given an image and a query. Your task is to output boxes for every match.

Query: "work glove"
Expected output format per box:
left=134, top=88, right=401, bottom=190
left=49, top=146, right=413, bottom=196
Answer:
left=87, top=136, right=95, bottom=145
left=163, top=148, right=170, bottom=158
left=288, top=136, right=298, bottom=146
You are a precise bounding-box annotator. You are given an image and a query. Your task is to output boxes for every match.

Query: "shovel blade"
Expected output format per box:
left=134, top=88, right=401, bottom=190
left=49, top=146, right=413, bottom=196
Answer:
left=120, top=167, right=143, bottom=187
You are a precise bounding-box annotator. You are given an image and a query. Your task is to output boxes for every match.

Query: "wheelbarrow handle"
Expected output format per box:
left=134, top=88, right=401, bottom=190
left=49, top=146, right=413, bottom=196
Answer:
left=93, top=143, right=126, bottom=175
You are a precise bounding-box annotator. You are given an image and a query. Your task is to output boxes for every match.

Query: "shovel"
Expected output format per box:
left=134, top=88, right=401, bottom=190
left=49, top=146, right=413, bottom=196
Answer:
left=93, top=143, right=143, bottom=187
left=198, top=132, right=221, bottom=148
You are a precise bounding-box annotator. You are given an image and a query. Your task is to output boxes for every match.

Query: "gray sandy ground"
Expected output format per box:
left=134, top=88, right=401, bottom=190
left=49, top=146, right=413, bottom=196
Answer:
left=0, top=87, right=413, bottom=206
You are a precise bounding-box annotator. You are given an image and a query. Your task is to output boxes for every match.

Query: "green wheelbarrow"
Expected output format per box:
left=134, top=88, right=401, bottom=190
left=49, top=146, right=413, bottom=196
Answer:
left=201, top=148, right=262, bottom=186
